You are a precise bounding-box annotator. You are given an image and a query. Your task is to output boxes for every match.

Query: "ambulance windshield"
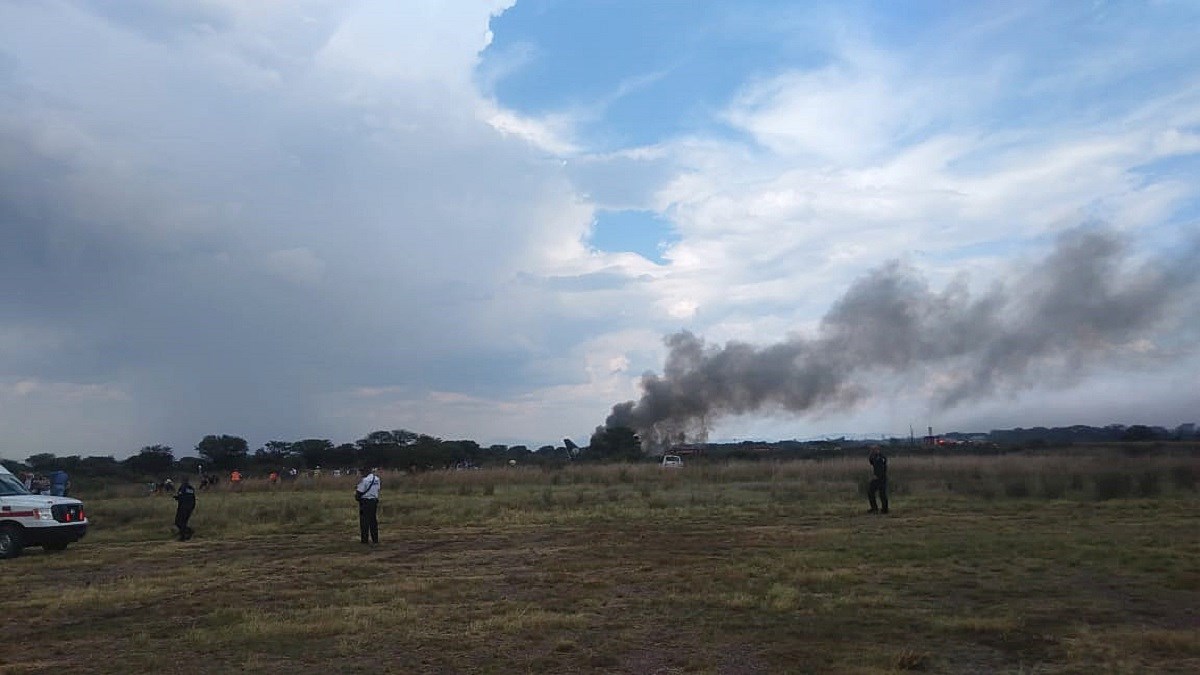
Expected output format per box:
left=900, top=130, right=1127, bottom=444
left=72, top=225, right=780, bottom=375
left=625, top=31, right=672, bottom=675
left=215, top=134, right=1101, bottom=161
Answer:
left=0, top=473, right=31, bottom=496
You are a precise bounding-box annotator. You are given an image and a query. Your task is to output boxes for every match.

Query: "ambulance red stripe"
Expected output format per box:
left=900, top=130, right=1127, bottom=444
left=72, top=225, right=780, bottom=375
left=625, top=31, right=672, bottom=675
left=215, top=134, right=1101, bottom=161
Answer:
left=0, top=510, right=37, bottom=518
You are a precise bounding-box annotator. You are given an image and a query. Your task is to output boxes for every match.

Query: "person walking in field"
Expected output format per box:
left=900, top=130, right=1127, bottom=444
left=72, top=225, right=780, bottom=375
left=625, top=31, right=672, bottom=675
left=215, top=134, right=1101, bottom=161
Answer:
left=229, top=469, right=242, bottom=490
left=355, top=467, right=381, bottom=545
left=173, top=477, right=196, bottom=541
left=867, top=445, right=889, bottom=514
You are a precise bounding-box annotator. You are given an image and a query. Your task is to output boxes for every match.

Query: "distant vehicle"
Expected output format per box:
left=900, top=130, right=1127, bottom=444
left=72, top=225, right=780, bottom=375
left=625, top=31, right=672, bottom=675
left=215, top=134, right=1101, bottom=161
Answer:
left=661, top=455, right=683, bottom=468
left=0, top=464, right=88, bottom=559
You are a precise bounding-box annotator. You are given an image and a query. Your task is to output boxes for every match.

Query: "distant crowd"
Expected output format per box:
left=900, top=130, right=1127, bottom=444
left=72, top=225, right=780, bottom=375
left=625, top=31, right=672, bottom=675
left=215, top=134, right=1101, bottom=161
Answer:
left=146, top=466, right=368, bottom=495
left=17, top=470, right=71, bottom=496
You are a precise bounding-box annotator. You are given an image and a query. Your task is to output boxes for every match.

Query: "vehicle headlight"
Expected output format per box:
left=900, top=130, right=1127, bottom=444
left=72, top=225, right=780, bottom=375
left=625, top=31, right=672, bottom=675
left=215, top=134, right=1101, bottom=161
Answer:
left=32, top=508, right=54, bottom=520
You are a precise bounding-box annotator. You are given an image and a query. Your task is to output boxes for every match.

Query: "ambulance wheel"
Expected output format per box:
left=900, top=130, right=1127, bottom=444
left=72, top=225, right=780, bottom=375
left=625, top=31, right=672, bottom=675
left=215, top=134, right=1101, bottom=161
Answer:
left=43, top=542, right=69, bottom=552
left=0, top=525, right=23, bottom=559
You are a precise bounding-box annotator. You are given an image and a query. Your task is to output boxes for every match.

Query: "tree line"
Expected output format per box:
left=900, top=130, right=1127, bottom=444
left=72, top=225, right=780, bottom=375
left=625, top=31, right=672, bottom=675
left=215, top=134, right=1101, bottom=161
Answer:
left=0, top=426, right=645, bottom=480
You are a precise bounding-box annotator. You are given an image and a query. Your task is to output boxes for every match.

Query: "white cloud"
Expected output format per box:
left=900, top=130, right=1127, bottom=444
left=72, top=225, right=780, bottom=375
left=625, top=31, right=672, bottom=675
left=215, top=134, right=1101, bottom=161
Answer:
left=0, top=0, right=611, bottom=457
left=1, top=1, right=1197, bottom=460
left=314, top=0, right=515, bottom=89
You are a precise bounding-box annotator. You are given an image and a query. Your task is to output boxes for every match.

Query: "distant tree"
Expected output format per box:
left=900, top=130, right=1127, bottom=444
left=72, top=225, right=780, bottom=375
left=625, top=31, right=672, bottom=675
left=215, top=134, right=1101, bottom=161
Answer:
left=428, top=440, right=478, bottom=469
left=25, top=453, right=59, bottom=472
left=123, top=445, right=175, bottom=476
left=1, top=459, right=27, bottom=474
left=293, top=439, right=335, bottom=468
left=55, top=455, right=83, bottom=472
left=253, top=440, right=298, bottom=469
left=359, top=430, right=398, bottom=447
left=1121, top=425, right=1159, bottom=442
left=196, top=435, right=249, bottom=470
left=331, top=443, right=358, bottom=468
left=260, top=440, right=292, bottom=457
left=79, top=456, right=123, bottom=478
left=177, top=457, right=204, bottom=475
left=392, top=429, right=419, bottom=446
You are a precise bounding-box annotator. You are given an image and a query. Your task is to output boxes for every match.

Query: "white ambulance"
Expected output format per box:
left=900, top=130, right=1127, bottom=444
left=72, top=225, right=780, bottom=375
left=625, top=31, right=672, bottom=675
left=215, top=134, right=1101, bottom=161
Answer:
left=0, top=464, right=89, bottom=559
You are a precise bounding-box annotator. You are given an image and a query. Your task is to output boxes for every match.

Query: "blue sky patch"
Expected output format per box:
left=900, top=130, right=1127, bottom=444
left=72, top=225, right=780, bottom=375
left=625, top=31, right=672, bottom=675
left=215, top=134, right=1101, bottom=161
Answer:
left=589, top=209, right=678, bottom=264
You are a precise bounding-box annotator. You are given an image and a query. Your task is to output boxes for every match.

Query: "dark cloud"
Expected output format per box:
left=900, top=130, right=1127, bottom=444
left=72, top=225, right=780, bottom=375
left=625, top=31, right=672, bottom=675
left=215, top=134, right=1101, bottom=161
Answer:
left=0, top=1, right=605, bottom=455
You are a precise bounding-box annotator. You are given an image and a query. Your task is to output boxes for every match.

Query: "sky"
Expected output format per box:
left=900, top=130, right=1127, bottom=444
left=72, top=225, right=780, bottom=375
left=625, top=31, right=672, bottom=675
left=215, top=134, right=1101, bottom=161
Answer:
left=1, top=0, right=1198, bottom=460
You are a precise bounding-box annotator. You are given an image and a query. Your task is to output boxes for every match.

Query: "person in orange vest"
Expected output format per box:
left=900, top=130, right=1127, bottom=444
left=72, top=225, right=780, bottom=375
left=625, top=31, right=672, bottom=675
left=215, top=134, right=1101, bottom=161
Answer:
left=268, top=470, right=280, bottom=486
left=230, top=469, right=242, bottom=490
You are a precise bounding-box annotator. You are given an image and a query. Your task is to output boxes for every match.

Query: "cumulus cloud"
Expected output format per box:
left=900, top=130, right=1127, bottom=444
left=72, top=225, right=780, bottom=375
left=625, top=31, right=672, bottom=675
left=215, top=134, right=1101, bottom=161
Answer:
left=0, top=0, right=631, bottom=457
left=2, top=1, right=1197, bottom=459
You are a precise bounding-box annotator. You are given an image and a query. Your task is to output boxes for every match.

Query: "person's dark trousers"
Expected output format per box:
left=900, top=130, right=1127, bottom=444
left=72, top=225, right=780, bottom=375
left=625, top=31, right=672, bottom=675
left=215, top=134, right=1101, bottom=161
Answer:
left=175, top=507, right=194, bottom=541
left=868, top=478, right=889, bottom=514
left=359, top=498, right=379, bottom=544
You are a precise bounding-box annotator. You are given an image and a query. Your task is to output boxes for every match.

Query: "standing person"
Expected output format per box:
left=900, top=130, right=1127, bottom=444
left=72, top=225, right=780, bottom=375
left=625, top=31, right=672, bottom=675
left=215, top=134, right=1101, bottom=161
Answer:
left=49, top=470, right=69, bottom=496
left=173, top=477, right=197, bottom=541
left=229, top=469, right=242, bottom=491
left=355, top=467, right=381, bottom=545
left=867, top=446, right=889, bottom=514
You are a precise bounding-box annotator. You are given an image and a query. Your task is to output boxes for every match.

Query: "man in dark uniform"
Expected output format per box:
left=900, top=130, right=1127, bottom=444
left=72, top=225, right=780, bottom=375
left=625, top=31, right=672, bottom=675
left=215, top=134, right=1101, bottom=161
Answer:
left=173, top=477, right=196, bottom=541
left=867, top=446, right=889, bottom=514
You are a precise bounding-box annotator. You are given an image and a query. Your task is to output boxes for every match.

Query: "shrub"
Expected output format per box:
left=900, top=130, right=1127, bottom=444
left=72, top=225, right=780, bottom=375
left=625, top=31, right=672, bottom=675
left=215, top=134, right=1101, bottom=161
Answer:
left=1135, top=472, right=1161, bottom=498
left=1039, top=476, right=1068, bottom=500
left=1169, top=465, right=1196, bottom=492
left=1093, top=472, right=1133, bottom=501
left=1004, top=479, right=1031, bottom=498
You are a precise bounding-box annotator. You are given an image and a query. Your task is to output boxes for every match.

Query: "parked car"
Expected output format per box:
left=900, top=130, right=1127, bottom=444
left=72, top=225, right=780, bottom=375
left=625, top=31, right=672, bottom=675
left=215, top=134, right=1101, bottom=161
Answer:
left=661, top=455, right=684, bottom=468
left=0, top=464, right=88, bottom=559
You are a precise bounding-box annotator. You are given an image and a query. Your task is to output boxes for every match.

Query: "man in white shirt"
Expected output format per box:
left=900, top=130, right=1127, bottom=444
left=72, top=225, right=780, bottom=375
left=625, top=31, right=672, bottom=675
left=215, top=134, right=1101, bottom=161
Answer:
left=355, top=467, right=381, bottom=545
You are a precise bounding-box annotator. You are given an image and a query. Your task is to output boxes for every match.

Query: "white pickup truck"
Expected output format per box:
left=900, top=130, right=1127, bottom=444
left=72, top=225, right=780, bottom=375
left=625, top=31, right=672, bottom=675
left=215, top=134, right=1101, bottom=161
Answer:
left=0, top=464, right=88, bottom=559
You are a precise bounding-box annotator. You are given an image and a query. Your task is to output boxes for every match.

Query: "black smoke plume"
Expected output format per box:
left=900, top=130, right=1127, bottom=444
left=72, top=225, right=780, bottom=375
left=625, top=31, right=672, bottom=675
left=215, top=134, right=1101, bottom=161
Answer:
left=605, top=227, right=1199, bottom=448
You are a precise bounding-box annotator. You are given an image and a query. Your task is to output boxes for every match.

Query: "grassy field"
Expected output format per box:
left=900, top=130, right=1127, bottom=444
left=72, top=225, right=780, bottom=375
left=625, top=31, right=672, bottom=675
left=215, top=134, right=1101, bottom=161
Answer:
left=1, top=453, right=1197, bottom=674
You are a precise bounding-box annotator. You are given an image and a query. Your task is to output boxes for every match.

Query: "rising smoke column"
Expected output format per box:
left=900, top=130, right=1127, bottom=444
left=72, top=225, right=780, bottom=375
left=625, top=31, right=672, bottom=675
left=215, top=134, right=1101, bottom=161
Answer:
left=605, top=228, right=1199, bottom=448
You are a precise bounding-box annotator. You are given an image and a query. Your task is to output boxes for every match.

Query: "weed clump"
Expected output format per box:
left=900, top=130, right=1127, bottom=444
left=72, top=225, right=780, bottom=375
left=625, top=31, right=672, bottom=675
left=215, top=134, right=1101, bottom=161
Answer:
left=1039, top=476, right=1069, bottom=499
left=1169, top=465, right=1196, bottom=492
left=1094, top=472, right=1133, bottom=501
left=893, top=648, right=931, bottom=671
left=1003, top=479, right=1031, bottom=498
left=1135, top=472, right=1161, bottom=498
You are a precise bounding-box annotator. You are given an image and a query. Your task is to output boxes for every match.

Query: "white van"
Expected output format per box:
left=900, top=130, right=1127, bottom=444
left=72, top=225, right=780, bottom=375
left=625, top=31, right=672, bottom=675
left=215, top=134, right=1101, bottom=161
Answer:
left=661, top=455, right=683, bottom=468
left=0, top=464, right=89, bottom=559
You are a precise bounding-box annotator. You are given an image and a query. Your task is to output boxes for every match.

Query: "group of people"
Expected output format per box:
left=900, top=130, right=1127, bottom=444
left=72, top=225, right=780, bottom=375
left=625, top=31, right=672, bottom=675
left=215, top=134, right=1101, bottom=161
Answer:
left=164, top=466, right=384, bottom=544
left=159, top=449, right=887, bottom=545
left=18, top=470, right=70, bottom=496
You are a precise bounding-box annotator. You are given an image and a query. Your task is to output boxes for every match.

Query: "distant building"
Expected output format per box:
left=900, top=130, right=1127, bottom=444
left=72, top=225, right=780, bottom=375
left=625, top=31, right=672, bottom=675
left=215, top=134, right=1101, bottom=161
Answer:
left=922, top=426, right=939, bottom=446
